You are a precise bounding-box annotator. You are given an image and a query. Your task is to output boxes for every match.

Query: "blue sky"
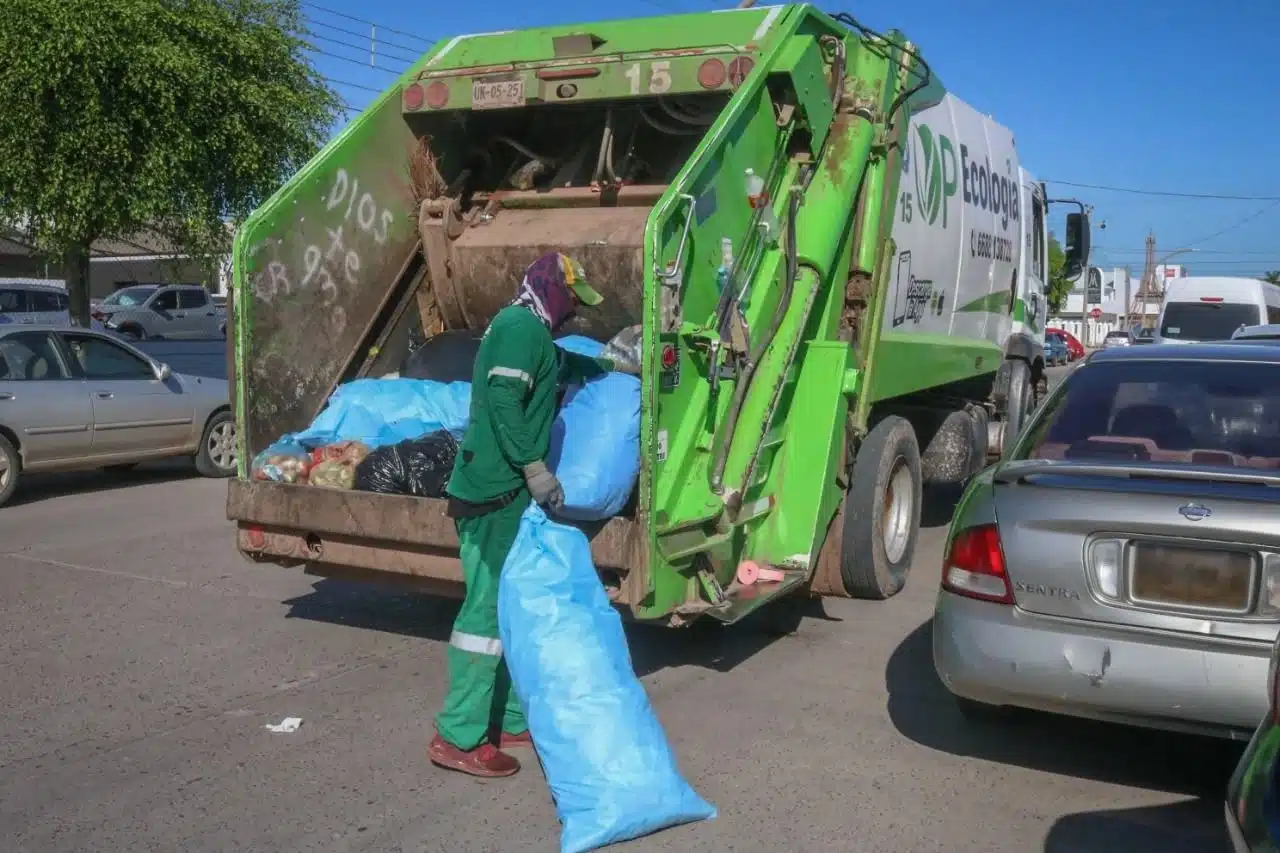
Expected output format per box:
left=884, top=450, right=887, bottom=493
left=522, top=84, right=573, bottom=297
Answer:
left=299, top=0, right=1280, bottom=278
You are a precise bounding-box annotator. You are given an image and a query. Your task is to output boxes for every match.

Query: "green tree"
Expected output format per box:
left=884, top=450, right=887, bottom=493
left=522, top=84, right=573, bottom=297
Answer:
left=0, top=0, right=340, bottom=323
left=1046, top=234, right=1074, bottom=313
left=1263, top=271, right=1280, bottom=285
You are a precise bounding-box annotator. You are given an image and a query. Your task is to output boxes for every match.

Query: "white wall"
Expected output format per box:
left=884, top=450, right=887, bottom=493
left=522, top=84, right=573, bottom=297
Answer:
left=1051, top=266, right=1134, bottom=345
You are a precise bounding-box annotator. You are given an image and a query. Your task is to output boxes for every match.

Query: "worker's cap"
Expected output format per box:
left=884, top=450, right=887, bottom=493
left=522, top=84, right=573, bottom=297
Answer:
left=558, top=254, right=603, bottom=307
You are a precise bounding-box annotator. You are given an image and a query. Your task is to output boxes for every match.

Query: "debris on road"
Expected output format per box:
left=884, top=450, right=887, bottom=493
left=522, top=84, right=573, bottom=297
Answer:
left=264, top=717, right=303, bottom=733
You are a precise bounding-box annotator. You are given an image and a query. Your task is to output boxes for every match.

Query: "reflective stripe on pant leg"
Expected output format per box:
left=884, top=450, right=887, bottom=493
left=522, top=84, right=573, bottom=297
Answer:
left=450, top=630, right=501, bottom=656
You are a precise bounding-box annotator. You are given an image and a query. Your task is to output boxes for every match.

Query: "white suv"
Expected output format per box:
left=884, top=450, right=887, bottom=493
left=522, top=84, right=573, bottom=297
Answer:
left=0, top=279, right=72, bottom=327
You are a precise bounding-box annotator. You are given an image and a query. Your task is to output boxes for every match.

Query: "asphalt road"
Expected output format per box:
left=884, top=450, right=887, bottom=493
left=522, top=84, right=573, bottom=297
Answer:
left=0, top=363, right=1244, bottom=853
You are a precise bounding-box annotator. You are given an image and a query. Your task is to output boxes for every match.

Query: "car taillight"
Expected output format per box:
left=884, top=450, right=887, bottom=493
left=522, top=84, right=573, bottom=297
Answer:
left=91, top=310, right=104, bottom=321
left=942, top=524, right=1014, bottom=605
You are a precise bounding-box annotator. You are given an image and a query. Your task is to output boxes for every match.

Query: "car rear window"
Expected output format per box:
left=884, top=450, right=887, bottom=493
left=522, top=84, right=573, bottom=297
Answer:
left=1160, top=301, right=1262, bottom=341
left=104, top=286, right=157, bottom=307
left=1015, top=358, right=1280, bottom=470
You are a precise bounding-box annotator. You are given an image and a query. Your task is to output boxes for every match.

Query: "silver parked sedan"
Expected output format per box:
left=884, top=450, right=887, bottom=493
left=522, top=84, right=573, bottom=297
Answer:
left=934, top=342, right=1280, bottom=738
left=0, top=325, right=235, bottom=506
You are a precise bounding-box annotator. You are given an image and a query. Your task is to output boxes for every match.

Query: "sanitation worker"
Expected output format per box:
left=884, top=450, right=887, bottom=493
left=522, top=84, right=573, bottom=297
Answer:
left=429, top=250, right=636, bottom=778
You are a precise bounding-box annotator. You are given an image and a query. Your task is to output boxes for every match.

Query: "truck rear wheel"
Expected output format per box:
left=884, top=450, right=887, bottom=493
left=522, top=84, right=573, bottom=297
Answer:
left=840, top=415, right=922, bottom=600
left=1000, top=359, right=1034, bottom=457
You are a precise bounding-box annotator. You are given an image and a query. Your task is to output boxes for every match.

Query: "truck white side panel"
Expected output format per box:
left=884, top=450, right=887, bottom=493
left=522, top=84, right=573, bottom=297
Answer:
left=885, top=93, right=1023, bottom=350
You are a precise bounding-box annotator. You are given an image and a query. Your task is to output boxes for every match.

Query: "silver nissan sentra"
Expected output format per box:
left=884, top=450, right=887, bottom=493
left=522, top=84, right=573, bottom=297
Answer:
left=933, top=341, right=1280, bottom=738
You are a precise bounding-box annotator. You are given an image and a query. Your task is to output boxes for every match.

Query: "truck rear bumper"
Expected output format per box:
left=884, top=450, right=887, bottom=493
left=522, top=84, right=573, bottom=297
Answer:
left=226, top=479, right=647, bottom=601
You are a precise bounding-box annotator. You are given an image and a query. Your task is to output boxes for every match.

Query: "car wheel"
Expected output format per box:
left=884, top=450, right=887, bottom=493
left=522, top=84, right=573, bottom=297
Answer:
left=118, top=324, right=146, bottom=341
left=0, top=433, right=19, bottom=507
left=195, top=410, right=237, bottom=478
left=839, top=415, right=923, bottom=600
left=1001, top=359, right=1035, bottom=457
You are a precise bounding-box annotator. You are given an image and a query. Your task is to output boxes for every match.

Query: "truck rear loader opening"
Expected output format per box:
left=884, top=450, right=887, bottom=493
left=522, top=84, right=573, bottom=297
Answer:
left=227, top=4, right=1090, bottom=629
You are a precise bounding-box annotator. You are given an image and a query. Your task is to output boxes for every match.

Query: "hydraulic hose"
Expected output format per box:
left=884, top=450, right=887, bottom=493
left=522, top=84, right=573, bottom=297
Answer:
left=709, top=185, right=801, bottom=497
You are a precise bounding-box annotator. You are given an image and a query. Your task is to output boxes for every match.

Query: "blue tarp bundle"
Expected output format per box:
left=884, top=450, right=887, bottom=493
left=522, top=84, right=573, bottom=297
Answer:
left=278, top=378, right=472, bottom=451
left=498, top=505, right=718, bottom=853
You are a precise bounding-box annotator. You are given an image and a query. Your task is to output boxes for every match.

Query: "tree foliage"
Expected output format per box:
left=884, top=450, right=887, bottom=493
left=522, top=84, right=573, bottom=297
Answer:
left=1046, top=234, right=1074, bottom=313
left=0, top=0, right=339, bottom=321
left=1263, top=270, right=1280, bottom=285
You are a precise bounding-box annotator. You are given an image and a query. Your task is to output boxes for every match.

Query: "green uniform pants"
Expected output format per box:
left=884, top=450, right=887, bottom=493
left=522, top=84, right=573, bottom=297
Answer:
left=436, top=493, right=530, bottom=750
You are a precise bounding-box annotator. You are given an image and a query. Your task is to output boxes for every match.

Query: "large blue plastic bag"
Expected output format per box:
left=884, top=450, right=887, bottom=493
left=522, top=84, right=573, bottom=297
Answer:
left=553, top=335, right=605, bottom=359
left=498, top=505, right=717, bottom=853
left=283, top=378, right=471, bottom=449
left=549, top=336, right=641, bottom=521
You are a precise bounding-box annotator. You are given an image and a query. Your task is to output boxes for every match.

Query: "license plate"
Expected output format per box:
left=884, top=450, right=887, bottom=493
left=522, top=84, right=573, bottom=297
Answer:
left=471, top=77, right=525, bottom=110
left=1130, top=542, right=1253, bottom=611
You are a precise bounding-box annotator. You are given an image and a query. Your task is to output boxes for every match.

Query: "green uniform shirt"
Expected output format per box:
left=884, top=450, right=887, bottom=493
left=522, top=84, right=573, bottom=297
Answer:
left=447, top=306, right=610, bottom=503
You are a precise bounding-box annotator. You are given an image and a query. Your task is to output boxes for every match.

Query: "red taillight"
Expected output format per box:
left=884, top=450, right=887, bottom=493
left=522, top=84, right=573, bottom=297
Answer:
left=91, top=310, right=104, bottom=321
left=402, top=82, right=425, bottom=111
left=697, top=58, right=726, bottom=89
left=727, top=56, right=755, bottom=88
left=424, top=81, right=450, bottom=110
left=1200, top=296, right=1224, bottom=303
left=942, top=524, right=1014, bottom=605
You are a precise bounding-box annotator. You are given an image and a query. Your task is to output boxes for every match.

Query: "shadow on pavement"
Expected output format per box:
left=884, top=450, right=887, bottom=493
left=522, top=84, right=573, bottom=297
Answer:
left=283, top=578, right=837, bottom=676
left=1043, top=799, right=1232, bottom=853
left=886, top=619, right=1243, bottom=851
left=921, top=483, right=965, bottom=530
left=8, top=458, right=199, bottom=507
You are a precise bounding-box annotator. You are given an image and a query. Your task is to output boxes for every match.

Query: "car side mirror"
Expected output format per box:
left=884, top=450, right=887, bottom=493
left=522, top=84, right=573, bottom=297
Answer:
left=154, top=362, right=171, bottom=381
left=1064, top=212, right=1091, bottom=280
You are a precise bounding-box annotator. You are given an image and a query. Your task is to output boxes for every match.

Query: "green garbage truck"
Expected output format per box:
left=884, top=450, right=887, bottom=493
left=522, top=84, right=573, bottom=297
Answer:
left=226, top=3, right=1091, bottom=626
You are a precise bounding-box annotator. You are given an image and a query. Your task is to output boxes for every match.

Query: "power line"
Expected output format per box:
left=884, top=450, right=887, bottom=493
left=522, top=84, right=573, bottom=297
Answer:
left=305, top=15, right=426, bottom=58
left=1094, top=247, right=1279, bottom=255
left=305, top=31, right=415, bottom=69
left=304, top=42, right=408, bottom=75
left=300, top=1, right=434, bottom=45
left=1185, top=199, right=1280, bottom=247
left=1047, top=179, right=1280, bottom=202
left=324, top=76, right=385, bottom=94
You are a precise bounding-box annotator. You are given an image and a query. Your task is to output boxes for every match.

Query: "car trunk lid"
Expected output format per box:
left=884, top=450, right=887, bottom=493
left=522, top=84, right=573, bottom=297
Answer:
left=991, top=460, right=1280, bottom=643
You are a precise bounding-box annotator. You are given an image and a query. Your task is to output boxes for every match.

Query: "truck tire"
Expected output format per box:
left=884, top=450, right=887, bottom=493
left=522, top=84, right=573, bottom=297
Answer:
left=1000, top=359, right=1034, bottom=458
left=0, top=433, right=19, bottom=507
left=840, top=415, right=922, bottom=599
left=920, top=409, right=976, bottom=485
left=195, top=410, right=237, bottom=478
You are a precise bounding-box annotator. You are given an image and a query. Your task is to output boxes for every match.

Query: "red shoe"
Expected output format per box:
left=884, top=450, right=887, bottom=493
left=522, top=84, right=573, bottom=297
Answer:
left=428, top=734, right=520, bottom=778
left=496, top=729, right=534, bottom=751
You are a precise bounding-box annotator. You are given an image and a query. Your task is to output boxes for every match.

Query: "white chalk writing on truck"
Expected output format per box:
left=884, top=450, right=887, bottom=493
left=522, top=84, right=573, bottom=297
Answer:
left=251, top=167, right=398, bottom=338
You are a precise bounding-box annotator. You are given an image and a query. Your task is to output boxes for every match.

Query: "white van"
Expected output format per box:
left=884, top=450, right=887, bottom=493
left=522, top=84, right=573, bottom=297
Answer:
left=0, top=279, right=72, bottom=327
left=1154, top=276, right=1280, bottom=345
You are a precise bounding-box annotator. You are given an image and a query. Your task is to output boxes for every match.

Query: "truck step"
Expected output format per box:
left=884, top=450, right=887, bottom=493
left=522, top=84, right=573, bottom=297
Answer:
left=703, top=569, right=810, bottom=625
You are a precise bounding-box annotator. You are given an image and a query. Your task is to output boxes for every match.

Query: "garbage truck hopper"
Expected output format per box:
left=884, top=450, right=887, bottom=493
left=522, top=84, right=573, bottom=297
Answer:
left=227, top=5, right=1089, bottom=626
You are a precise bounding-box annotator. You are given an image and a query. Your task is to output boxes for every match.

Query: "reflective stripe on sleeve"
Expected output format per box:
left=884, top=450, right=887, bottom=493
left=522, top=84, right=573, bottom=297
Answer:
left=450, top=630, right=503, bottom=656
left=488, top=366, right=532, bottom=387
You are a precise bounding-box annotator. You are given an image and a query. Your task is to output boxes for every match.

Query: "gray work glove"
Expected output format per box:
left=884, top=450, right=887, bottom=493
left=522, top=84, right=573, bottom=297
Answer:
left=524, top=460, right=564, bottom=511
left=604, top=357, right=641, bottom=376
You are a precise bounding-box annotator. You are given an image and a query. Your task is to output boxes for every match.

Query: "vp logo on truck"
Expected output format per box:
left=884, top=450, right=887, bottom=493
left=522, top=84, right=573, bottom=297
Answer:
left=909, top=123, right=958, bottom=228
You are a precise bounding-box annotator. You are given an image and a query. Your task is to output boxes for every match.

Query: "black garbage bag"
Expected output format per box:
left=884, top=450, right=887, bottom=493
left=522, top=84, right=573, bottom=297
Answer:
left=400, top=330, right=483, bottom=382
left=353, top=431, right=459, bottom=498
